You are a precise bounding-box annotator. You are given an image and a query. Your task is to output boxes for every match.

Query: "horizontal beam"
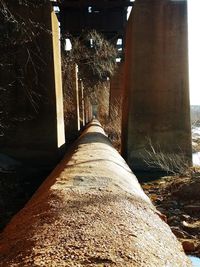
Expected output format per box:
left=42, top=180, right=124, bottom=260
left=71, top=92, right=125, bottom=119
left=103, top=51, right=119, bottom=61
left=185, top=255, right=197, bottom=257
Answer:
left=60, top=0, right=134, bottom=8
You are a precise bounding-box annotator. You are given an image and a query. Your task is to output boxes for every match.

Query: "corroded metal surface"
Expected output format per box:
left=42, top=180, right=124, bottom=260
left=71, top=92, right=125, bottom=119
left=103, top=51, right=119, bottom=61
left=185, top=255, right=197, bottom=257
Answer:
left=0, top=120, right=191, bottom=266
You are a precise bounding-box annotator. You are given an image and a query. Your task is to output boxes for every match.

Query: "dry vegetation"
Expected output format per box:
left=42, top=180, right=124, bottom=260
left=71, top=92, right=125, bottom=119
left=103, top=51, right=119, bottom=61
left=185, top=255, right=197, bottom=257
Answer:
left=143, top=138, right=191, bottom=175
left=62, top=30, right=117, bottom=88
left=62, top=30, right=120, bottom=145
left=0, top=0, right=50, bottom=137
left=192, top=120, right=200, bottom=152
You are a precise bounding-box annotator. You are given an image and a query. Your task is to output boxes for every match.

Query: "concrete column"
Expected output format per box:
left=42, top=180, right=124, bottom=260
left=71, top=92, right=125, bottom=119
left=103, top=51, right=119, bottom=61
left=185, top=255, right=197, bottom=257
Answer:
left=0, top=3, right=65, bottom=170
left=78, top=80, right=85, bottom=128
left=122, top=0, right=192, bottom=171
left=84, top=98, right=88, bottom=124
left=97, top=81, right=110, bottom=120
left=84, top=97, right=90, bottom=124
left=65, top=64, right=81, bottom=141
left=52, top=10, right=65, bottom=152
left=102, top=81, right=110, bottom=118
left=89, top=101, right=93, bottom=120
left=109, top=62, right=124, bottom=118
left=74, top=64, right=81, bottom=131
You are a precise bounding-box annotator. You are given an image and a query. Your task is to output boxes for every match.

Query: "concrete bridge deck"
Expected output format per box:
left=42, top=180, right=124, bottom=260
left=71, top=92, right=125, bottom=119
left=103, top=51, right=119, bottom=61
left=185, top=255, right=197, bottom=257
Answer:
left=0, top=120, right=191, bottom=266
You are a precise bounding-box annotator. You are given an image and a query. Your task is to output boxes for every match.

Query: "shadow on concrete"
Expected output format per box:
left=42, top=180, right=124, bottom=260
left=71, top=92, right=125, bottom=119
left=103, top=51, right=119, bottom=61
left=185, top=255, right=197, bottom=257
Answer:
left=65, top=158, right=133, bottom=174
left=79, top=132, right=113, bottom=146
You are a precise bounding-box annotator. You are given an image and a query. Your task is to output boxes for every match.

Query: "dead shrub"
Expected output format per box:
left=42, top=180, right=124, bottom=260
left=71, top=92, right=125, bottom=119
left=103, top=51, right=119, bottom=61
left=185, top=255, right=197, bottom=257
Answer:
left=143, top=138, right=190, bottom=175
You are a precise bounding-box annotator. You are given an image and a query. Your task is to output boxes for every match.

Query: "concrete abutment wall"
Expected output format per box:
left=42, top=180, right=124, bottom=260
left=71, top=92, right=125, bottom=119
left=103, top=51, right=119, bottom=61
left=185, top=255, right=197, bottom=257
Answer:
left=0, top=120, right=191, bottom=266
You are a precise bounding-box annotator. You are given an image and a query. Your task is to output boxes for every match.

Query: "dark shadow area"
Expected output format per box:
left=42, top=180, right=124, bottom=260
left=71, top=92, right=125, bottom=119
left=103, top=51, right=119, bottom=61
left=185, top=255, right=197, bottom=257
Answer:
left=0, top=142, right=68, bottom=232
left=135, top=170, right=169, bottom=183
left=65, top=158, right=133, bottom=174
left=0, top=125, right=87, bottom=232
left=0, top=168, right=51, bottom=232
left=79, top=131, right=113, bottom=147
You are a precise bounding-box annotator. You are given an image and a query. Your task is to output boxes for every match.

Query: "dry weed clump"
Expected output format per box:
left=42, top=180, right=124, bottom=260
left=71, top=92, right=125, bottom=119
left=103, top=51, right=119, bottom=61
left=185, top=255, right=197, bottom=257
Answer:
left=62, top=30, right=117, bottom=90
left=143, top=138, right=191, bottom=175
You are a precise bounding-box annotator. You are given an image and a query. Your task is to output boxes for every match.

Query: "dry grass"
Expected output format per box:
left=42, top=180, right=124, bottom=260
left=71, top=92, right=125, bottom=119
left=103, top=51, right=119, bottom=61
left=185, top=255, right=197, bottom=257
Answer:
left=143, top=138, right=191, bottom=175
left=62, top=30, right=117, bottom=90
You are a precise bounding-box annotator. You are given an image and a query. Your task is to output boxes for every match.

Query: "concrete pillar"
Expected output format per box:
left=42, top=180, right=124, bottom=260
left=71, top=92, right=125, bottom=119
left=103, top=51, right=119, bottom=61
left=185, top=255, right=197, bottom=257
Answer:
left=102, top=81, right=110, bottom=118
left=84, top=97, right=90, bottom=124
left=0, top=3, right=65, bottom=170
left=109, top=62, right=124, bottom=119
left=52, top=10, right=65, bottom=152
left=109, top=62, right=124, bottom=117
left=74, top=64, right=81, bottom=131
left=89, top=101, right=93, bottom=120
left=122, top=0, right=192, bottom=171
left=78, top=80, right=85, bottom=128
left=97, top=81, right=110, bottom=121
left=65, top=64, right=81, bottom=142
left=84, top=98, right=88, bottom=124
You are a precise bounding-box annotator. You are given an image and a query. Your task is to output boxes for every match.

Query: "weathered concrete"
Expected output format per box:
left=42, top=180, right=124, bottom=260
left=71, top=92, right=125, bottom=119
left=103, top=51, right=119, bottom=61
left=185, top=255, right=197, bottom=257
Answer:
left=72, top=64, right=81, bottom=132
left=122, top=0, right=192, bottom=171
left=79, top=80, right=85, bottom=128
left=84, top=97, right=89, bottom=124
left=84, top=97, right=92, bottom=124
left=52, top=10, right=66, bottom=150
left=97, top=81, right=110, bottom=121
left=109, top=63, right=124, bottom=150
left=0, top=120, right=191, bottom=266
left=109, top=62, right=124, bottom=118
left=89, top=101, right=93, bottom=121
left=0, top=3, right=65, bottom=170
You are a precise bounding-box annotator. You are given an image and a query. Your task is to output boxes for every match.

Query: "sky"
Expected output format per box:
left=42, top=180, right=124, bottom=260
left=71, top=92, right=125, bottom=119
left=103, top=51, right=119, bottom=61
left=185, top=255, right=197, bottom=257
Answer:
left=188, top=0, right=200, bottom=105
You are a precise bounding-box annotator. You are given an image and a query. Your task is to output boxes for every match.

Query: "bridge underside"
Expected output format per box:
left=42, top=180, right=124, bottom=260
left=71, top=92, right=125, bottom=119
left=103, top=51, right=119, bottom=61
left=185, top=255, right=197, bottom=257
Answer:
left=0, top=0, right=192, bottom=173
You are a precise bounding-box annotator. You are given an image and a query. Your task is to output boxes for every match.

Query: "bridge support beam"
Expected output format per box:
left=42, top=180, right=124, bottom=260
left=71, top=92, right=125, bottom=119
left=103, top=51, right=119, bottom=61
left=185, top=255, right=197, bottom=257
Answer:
left=122, top=0, right=192, bottom=171
left=0, top=120, right=191, bottom=266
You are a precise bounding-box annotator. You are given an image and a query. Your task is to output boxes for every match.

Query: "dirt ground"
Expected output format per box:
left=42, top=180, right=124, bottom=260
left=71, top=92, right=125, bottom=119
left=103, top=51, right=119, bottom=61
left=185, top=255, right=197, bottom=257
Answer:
left=141, top=168, right=200, bottom=258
